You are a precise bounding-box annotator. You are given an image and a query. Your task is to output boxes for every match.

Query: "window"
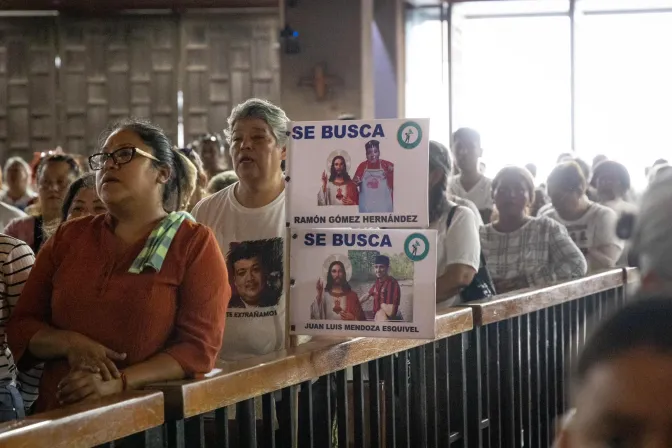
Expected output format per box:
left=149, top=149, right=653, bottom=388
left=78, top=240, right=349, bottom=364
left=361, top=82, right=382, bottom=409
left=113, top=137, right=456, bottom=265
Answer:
left=575, top=1, right=672, bottom=189
left=405, top=7, right=451, bottom=146
left=451, top=2, right=571, bottom=181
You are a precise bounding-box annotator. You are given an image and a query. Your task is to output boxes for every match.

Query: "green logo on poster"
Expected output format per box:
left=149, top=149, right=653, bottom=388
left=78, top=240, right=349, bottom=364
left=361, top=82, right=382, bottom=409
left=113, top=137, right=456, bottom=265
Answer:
left=397, top=121, right=423, bottom=149
left=404, top=233, right=430, bottom=262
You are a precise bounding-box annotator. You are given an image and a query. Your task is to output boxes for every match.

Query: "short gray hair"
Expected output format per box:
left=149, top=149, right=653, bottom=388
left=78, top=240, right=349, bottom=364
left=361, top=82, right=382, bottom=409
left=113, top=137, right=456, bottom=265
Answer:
left=4, top=156, right=32, bottom=179
left=226, top=98, right=290, bottom=147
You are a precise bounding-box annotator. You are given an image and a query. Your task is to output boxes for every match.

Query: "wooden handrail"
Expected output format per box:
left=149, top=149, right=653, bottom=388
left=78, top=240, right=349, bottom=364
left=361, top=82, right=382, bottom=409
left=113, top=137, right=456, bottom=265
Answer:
left=146, top=306, right=473, bottom=419
left=462, top=268, right=628, bottom=326
left=0, top=391, right=164, bottom=448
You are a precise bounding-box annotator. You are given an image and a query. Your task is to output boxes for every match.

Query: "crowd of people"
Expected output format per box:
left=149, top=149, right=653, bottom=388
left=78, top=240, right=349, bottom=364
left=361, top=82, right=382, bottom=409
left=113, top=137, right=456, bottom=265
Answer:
left=0, top=97, right=671, bottom=444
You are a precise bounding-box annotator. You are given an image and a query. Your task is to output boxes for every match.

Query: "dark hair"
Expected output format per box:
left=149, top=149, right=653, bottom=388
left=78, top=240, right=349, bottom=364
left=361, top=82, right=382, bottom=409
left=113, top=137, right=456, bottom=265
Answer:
left=575, top=295, right=672, bottom=386
left=492, top=166, right=536, bottom=204
left=208, top=170, right=239, bottom=194
left=329, top=156, right=352, bottom=183
left=227, top=242, right=267, bottom=278
left=325, top=261, right=351, bottom=293
left=428, top=140, right=452, bottom=223
left=36, top=154, right=81, bottom=182
left=547, top=161, right=587, bottom=194
left=100, top=118, right=187, bottom=212
left=591, top=160, right=631, bottom=192
left=61, top=173, right=96, bottom=221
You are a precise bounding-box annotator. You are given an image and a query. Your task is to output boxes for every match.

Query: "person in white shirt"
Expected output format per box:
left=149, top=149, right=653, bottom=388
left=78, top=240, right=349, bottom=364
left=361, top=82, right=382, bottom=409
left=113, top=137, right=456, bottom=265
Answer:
left=453, top=195, right=483, bottom=229
left=0, top=158, right=37, bottom=211
left=591, top=160, right=638, bottom=216
left=192, top=98, right=288, bottom=362
left=480, top=166, right=586, bottom=293
left=428, top=141, right=481, bottom=306
left=543, top=162, right=623, bottom=272
left=449, top=128, right=493, bottom=224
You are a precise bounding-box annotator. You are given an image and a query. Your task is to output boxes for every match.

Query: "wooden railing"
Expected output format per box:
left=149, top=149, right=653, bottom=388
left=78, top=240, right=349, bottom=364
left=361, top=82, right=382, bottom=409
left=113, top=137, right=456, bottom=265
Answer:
left=0, top=268, right=638, bottom=448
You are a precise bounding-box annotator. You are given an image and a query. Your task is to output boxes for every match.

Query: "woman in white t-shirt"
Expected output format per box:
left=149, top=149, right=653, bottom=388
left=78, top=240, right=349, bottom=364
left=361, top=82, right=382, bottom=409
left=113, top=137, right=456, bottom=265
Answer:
left=543, top=162, right=624, bottom=272
left=480, top=166, right=587, bottom=293
left=192, top=98, right=289, bottom=362
left=427, top=141, right=481, bottom=307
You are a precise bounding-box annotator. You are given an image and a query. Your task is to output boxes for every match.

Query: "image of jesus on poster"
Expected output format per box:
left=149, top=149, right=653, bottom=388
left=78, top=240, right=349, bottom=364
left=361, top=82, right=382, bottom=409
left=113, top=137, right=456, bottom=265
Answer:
left=353, top=139, right=394, bottom=213
left=311, top=258, right=365, bottom=321
left=318, top=151, right=359, bottom=206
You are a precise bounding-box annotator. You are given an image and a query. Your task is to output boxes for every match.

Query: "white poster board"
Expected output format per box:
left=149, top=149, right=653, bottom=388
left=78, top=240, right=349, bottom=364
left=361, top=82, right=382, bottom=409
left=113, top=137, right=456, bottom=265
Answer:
left=289, top=228, right=437, bottom=339
left=285, top=118, right=430, bottom=228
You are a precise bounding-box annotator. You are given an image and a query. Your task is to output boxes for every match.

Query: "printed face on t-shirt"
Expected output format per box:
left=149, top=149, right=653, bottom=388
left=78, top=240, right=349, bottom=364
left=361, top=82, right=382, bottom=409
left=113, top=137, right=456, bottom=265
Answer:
left=374, top=264, right=389, bottom=279
left=233, top=256, right=265, bottom=304
left=366, top=147, right=380, bottom=164
left=226, top=238, right=283, bottom=309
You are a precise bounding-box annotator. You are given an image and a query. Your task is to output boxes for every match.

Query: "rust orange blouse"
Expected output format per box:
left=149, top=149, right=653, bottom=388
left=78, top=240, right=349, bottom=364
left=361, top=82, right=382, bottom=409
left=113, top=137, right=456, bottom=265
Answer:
left=7, top=214, right=231, bottom=411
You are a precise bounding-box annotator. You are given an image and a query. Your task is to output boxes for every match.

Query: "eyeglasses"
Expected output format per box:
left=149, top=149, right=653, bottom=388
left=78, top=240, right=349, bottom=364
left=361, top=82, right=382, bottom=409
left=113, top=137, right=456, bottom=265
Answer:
left=89, top=147, right=160, bottom=171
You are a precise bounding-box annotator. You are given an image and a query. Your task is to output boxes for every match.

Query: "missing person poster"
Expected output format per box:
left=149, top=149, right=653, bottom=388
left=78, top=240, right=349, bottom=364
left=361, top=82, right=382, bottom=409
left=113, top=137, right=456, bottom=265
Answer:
left=289, top=228, right=437, bottom=339
left=285, top=118, right=430, bottom=228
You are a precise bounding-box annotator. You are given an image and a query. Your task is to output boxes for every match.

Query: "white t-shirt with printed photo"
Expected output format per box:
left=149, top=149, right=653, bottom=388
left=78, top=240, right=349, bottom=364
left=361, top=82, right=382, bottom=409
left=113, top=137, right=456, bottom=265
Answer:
left=449, top=175, right=494, bottom=213
left=543, top=202, right=624, bottom=271
left=192, top=183, right=286, bottom=362
left=429, top=205, right=481, bottom=308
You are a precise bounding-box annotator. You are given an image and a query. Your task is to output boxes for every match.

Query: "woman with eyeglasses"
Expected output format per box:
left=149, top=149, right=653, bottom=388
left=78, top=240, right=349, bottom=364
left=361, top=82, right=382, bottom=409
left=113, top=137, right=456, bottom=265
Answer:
left=8, top=118, right=231, bottom=412
left=480, top=166, right=587, bottom=293
left=3, top=154, right=80, bottom=253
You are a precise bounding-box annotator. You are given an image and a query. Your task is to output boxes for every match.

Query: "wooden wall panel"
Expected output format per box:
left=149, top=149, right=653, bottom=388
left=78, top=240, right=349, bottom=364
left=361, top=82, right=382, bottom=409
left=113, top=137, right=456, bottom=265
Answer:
left=0, top=0, right=278, bottom=11
left=181, top=14, right=279, bottom=143
left=0, top=19, right=58, bottom=163
left=0, top=13, right=278, bottom=159
left=58, top=17, right=178, bottom=155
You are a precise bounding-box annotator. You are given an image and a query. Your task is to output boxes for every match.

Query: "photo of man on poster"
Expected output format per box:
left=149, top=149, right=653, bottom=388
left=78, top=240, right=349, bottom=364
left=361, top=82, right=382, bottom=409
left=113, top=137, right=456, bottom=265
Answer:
left=353, top=139, right=394, bottom=213
left=317, top=152, right=359, bottom=206
left=360, top=255, right=402, bottom=321
left=311, top=259, right=366, bottom=321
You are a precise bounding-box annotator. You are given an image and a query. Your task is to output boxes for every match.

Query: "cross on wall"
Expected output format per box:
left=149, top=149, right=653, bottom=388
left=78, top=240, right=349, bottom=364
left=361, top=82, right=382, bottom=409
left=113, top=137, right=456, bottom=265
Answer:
left=298, top=63, right=343, bottom=101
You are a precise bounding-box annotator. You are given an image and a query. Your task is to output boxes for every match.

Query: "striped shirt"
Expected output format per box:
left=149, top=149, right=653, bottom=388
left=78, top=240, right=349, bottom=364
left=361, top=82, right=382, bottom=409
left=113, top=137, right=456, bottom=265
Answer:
left=369, top=276, right=401, bottom=316
left=0, top=234, right=40, bottom=410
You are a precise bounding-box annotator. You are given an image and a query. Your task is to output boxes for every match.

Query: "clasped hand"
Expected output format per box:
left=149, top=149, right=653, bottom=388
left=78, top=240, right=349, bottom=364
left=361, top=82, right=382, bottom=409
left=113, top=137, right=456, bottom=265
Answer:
left=57, top=334, right=127, bottom=405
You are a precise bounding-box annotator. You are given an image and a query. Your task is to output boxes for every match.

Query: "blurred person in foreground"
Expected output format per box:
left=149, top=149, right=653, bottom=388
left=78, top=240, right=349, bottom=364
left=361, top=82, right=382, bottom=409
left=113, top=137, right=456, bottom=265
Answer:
left=554, top=295, right=672, bottom=447
left=628, top=169, right=672, bottom=291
